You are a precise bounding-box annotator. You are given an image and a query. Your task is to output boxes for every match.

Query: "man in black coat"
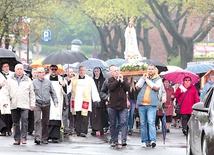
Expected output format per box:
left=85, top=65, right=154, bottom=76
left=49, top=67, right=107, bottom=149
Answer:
left=107, top=66, right=129, bottom=147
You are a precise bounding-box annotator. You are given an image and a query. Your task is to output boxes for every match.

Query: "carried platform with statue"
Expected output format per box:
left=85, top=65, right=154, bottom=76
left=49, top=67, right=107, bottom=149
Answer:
left=120, top=62, right=148, bottom=76
left=120, top=16, right=147, bottom=76
left=120, top=69, right=147, bottom=76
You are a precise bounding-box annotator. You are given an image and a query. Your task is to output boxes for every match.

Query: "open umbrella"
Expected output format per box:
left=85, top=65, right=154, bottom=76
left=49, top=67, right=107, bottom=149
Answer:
left=63, top=62, right=79, bottom=70
left=164, top=70, right=199, bottom=84
left=0, top=48, right=21, bottom=71
left=64, top=50, right=88, bottom=62
left=167, top=65, right=183, bottom=71
left=42, top=50, right=88, bottom=65
left=185, top=63, right=213, bottom=75
left=160, top=66, right=183, bottom=76
left=76, top=58, right=108, bottom=70
left=105, top=58, right=126, bottom=67
left=30, top=58, right=64, bottom=74
left=30, top=58, right=45, bottom=68
left=142, top=59, right=168, bottom=73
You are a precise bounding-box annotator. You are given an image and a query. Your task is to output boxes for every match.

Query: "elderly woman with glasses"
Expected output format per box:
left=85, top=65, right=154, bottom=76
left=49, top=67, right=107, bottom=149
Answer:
left=174, top=76, right=200, bottom=135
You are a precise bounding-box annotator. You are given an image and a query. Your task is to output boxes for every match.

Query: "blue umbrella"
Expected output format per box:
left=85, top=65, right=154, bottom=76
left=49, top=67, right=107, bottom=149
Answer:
left=63, top=63, right=79, bottom=70
left=185, top=63, right=213, bottom=75
left=105, top=58, right=126, bottom=67
left=162, top=109, right=167, bottom=144
left=76, top=58, right=108, bottom=70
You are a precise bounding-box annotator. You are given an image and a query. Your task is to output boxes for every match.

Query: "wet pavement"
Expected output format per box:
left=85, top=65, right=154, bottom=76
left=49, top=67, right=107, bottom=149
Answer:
left=0, top=126, right=186, bottom=155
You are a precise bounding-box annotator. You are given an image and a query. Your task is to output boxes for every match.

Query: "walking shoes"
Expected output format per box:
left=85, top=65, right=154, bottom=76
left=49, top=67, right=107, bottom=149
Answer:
left=13, top=141, right=20, bottom=145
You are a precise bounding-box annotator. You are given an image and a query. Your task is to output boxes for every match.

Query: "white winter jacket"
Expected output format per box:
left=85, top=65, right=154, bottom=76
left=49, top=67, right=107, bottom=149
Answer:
left=2, top=73, right=35, bottom=110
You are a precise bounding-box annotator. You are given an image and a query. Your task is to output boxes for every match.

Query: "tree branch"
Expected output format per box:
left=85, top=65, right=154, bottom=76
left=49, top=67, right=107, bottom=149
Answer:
left=191, top=17, right=206, bottom=40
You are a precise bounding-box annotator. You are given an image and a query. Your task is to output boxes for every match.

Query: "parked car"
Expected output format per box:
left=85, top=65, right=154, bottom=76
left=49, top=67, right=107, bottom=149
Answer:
left=186, top=87, right=214, bottom=155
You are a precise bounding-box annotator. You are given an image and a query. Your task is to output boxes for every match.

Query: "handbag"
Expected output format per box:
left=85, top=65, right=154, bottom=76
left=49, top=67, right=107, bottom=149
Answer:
left=175, top=104, right=181, bottom=114
left=175, top=88, right=190, bottom=114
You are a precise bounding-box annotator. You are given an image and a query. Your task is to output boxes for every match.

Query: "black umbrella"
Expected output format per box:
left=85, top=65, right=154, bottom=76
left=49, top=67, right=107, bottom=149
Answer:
left=64, top=50, right=88, bottom=62
left=42, top=50, right=88, bottom=65
left=142, top=59, right=168, bottom=73
left=0, top=48, right=21, bottom=71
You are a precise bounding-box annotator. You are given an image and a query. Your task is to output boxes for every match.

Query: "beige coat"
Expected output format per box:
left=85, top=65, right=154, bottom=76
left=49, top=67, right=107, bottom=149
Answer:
left=2, top=73, right=35, bottom=110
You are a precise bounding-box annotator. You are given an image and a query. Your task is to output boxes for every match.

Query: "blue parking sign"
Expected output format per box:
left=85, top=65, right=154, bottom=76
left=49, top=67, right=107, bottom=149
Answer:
left=42, top=30, right=51, bottom=42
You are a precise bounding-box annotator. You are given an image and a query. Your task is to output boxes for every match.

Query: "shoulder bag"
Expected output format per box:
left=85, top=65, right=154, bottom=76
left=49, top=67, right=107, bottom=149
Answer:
left=175, top=88, right=190, bottom=114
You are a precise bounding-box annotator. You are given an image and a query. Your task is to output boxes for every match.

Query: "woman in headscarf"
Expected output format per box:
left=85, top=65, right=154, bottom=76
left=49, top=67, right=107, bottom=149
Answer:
left=90, top=67, right=106, bottom=136
left=174, top=76, right=200, bottom=135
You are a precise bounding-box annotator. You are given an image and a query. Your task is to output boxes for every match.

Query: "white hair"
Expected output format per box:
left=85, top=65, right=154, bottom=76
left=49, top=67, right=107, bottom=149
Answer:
left=15, top=64, right=24, bottom=70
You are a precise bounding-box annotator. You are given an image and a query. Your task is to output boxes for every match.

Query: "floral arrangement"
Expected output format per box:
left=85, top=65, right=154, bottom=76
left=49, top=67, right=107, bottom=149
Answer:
left=120, top=62, right=148, bottom=72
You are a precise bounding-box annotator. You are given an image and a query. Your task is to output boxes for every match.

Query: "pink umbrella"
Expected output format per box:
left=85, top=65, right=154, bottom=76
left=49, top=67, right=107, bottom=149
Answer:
left=164, top=70, right=199, bottom=84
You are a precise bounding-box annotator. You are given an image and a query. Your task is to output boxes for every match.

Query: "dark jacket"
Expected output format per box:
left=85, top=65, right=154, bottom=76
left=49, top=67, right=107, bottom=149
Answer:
left=93, top=67, right=106, bottom=107
left=127, top=82, right=139, bottom=101
left=100, top=78, right=109, bottom=101
left=108, top=77, right=130, bottom=110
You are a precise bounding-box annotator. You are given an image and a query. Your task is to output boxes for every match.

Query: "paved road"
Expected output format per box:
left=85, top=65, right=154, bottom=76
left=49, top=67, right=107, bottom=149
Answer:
left=0, top=126, right=186, bottom=155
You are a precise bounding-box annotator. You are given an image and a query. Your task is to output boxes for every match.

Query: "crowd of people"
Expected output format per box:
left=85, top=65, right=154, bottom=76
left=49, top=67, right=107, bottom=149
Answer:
left=0, top=61, right=209, bottom=148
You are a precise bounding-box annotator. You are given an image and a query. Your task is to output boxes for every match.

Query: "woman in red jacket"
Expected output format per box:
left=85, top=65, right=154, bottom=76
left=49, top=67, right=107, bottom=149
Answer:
left=174, top=76, right=200, bottom=135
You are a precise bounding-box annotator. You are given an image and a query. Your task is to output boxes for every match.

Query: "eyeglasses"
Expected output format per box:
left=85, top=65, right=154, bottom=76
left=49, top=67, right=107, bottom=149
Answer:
left=51, top=68, right=57, bottom=71
left=38, top=72, right=45, bottom=73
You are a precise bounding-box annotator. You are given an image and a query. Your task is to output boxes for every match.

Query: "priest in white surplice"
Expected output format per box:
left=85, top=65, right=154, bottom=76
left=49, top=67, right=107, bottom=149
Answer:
left=45, top=65, right=65, bottom=143
left=71, top=66, right=100, bottom=137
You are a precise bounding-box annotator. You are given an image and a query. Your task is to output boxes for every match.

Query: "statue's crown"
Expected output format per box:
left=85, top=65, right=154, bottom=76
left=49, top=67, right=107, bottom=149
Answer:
left=129, top=16, right=134, bottom=23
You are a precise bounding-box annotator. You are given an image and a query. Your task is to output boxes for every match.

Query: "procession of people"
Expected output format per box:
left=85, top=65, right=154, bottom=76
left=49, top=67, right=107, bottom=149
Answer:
left=0, top=60, right=209, bottom=148
left=0, top=16, right=212, bottom=151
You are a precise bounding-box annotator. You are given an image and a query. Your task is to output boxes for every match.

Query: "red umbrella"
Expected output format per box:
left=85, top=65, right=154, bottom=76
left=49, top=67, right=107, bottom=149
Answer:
left=164, top=70, right=199, bottom=84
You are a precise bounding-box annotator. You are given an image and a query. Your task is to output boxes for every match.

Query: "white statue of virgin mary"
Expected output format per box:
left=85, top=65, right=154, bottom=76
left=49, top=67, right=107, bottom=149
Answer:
left=124, top=17, right=142, bottom=63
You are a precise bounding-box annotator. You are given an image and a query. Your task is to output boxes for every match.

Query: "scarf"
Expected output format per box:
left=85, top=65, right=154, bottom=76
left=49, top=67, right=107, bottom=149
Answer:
left=142, top=73, right=160, bottom=105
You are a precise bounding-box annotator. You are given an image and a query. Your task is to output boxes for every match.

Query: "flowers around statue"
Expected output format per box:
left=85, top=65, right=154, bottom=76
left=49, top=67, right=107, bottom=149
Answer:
left=120, top=62, right=148, bottom=72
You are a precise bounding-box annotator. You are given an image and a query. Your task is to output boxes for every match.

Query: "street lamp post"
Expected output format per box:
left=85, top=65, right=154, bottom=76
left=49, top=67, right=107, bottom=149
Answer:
left=71, top=39, right=82, bottom=52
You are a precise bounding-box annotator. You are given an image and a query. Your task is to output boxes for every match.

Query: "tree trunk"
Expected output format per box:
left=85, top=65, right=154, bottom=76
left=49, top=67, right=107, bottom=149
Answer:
left=179, top=38, right=193, bottom=69
left=142, top=27, right=151, bottom=58
left=5, top=24, right=10, bottom=49
left=0, top=35, right=3, bottom=47
left=109, top=26, right=123, bottom=58
left=96, top=26, right=109, bottom=59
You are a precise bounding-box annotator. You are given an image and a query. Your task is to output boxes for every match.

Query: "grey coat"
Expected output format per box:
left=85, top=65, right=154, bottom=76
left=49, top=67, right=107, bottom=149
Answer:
left=33, top=78, right=58, bottom=107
